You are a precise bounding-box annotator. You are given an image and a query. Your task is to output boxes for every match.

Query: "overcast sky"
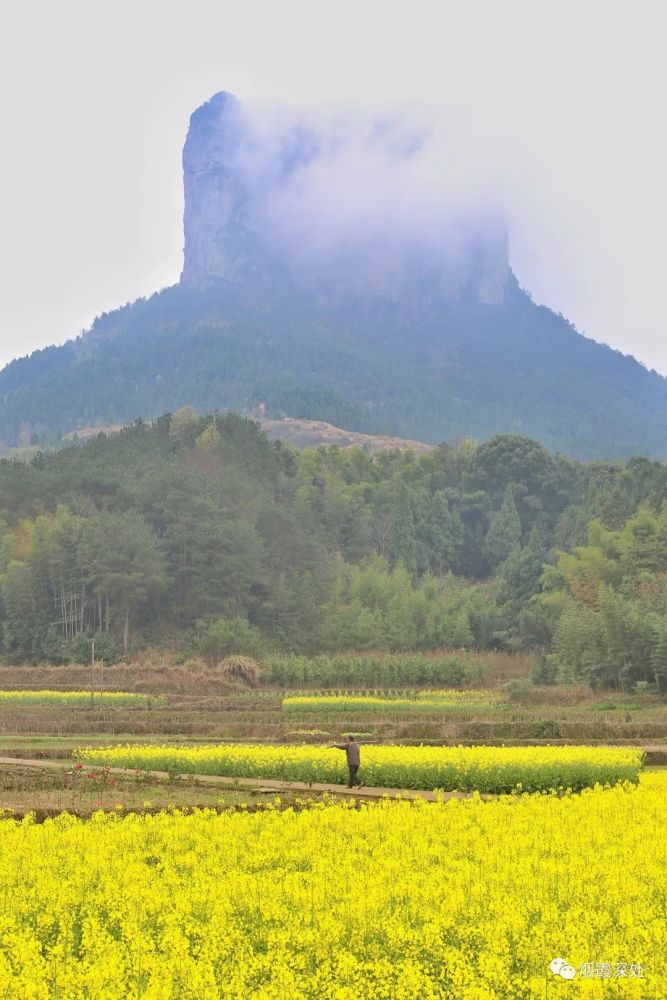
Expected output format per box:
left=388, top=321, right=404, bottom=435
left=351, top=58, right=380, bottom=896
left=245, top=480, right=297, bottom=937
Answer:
left=1, top=0, right=665, bottom=373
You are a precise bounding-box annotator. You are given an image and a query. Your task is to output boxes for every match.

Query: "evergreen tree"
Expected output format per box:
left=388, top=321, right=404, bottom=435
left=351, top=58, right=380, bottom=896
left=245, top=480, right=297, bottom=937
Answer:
left=485, top=485, right=522, bottom=569
left=650, top=619, right=667, bottom=693
left=78, top=511, right=167, bottom=653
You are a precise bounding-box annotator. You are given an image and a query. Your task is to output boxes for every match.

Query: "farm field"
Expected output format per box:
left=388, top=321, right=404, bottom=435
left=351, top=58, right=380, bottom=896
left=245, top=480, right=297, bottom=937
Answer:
left=0, top=772, right=663, bottom=998
left=0, top=690, right=163, bottom=706
left=0, top=764, right=281, bottom=818
left=0, top=656, right=664, bottom=749
left=76, top=743, right=644, bottom=793
left=0, top=655, right=662, bottom=996
left=282, top=688, right=503, bottom=714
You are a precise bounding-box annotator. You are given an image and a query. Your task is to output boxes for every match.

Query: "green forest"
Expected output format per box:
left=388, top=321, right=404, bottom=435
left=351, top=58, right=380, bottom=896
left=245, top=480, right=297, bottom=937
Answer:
left=0, top=410, right=666, bottom=692
left=3, top=275, right=667, bottom=459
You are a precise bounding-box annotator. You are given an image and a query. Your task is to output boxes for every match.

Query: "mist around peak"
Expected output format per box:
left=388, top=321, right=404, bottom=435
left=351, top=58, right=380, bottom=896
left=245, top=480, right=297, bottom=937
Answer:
left=181, top=92, right=509, bottom=305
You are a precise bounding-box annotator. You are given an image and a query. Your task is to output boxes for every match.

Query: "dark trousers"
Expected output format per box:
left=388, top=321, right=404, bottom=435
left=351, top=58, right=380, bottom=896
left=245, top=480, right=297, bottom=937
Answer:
left=348, top=764, right=360, bottom=787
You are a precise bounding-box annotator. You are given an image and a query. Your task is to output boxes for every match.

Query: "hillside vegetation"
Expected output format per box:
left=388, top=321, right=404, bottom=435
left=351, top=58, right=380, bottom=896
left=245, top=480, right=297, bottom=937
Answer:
left=2, top=275, right=667, bottom=459
left=0, top=413, right=665, bottom=692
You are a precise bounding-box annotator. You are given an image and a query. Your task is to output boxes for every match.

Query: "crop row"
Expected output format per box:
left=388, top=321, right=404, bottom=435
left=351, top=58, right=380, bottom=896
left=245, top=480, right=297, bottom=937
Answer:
left=282, top=689, right=502, bottom=714
left=0, top=690, right=164, bottom=706
left=280, top=687, right=501, bottom=700
left=76, top=744, right=642, bottom=793
left=261, top=653, right=485, bottom=686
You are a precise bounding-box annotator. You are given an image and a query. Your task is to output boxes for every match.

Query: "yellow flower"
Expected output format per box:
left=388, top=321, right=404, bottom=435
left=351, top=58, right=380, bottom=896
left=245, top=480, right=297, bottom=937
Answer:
left=76, top=743, right=642, bottom=793
left=0, top=772, right=662, bottom=996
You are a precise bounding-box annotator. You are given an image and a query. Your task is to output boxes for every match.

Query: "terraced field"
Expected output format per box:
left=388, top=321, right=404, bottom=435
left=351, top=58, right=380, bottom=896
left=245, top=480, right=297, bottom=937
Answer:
left=0, top=685, right=664, bottom=747
left=0, top=658, right=662, bottom=997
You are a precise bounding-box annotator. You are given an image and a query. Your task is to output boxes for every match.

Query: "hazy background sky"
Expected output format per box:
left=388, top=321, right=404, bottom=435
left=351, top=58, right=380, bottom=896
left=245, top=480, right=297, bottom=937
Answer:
left=1, top=0, right=665, bottom=372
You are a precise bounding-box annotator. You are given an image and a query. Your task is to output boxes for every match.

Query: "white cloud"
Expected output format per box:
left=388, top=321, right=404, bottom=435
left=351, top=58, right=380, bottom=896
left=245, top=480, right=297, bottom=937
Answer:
left=0, top=0, right=665, bottom=371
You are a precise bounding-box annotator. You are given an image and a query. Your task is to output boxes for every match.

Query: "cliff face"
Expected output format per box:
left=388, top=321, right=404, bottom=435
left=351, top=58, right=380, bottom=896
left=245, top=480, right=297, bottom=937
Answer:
left=181, top=93, right=280, bottom=288
left=181, top=93, right=246, bottom=286
left=181, top=92, right=509, bottom=306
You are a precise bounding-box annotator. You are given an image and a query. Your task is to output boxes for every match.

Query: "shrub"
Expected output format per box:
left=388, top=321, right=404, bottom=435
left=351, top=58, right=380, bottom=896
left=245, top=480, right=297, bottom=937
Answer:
left=60, top=631, right=120, bottom=666
left=193, top=618, right=265, bottom=664
left=634, top=680, right=658, bottom=695
left=503, top=678, right=537, bottom=704
left=531, top=653, right=558, bottom=685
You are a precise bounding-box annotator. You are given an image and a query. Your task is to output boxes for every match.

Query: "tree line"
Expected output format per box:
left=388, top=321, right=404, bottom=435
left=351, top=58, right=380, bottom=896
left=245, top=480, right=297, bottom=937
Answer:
left=0, top=410, right=665, bottom=690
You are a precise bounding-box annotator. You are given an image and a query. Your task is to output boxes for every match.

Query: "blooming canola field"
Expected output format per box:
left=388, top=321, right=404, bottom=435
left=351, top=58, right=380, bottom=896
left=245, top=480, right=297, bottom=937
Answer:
left=76, top=743, right=643, bottom=793
left=0, top=774, right=664, bottom=998
left=282, top=688, right=503, bottom=714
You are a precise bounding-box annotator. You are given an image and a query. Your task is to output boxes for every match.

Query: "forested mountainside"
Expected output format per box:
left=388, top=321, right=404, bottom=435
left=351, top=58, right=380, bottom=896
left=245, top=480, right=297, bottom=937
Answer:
left=4, top=89, right=667, bottom=459
left=0, top=413, right=665, bottom=690
left=2, top=274, right=667, bottom=460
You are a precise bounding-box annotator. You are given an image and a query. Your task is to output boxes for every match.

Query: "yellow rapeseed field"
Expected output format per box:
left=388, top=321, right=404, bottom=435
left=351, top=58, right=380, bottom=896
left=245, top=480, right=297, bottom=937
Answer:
left=76, top=743, right=643, bottom=792
left=282, top=689, right=502, bottom=714
left=0, top=774, right=663, bottom=998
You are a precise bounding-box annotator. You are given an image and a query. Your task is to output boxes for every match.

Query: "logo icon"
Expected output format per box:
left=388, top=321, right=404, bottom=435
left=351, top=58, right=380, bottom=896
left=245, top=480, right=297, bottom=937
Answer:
left=550, top=958, right=576, bottom=980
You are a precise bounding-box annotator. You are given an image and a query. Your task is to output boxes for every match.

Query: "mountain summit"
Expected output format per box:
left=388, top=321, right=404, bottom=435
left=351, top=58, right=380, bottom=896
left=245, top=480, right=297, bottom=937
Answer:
left=1, top=92, right=666, bottom=459
left=181, top=92, right=509, bottom=307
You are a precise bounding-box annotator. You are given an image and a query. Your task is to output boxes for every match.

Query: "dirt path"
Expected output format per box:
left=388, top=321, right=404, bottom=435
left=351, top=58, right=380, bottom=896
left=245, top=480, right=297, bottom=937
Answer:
left=0, top=756, right=486, bottom=802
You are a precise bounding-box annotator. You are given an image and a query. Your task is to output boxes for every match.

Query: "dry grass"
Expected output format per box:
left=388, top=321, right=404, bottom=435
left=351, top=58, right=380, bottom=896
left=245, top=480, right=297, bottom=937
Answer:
left=449, top=650, right=534, bottom=684
left=0, top=648, right=534, bottom=693
left=0, top=662, right=244, bottom=696
left=217, top=656, right=261, bottom=686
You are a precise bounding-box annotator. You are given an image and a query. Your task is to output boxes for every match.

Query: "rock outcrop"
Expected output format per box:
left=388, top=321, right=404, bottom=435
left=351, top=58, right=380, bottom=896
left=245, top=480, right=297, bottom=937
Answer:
left=181, top=92, right=509, bottom=305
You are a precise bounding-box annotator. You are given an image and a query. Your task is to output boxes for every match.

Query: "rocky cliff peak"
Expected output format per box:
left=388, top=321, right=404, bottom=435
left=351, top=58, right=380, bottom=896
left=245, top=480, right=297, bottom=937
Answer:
left=181, top=92, right=509, bottom=306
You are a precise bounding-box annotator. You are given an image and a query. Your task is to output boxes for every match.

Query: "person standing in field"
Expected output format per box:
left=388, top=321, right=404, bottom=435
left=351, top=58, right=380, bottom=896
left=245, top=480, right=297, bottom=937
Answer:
left=331, top=735, right=363, bottom=788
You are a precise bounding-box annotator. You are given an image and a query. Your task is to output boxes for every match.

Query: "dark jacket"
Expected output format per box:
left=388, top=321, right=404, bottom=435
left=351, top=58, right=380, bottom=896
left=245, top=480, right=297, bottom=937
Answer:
left=333, top=742, right=360, bottom=766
